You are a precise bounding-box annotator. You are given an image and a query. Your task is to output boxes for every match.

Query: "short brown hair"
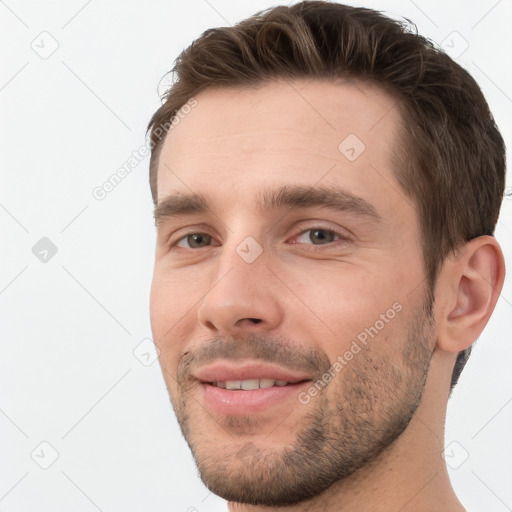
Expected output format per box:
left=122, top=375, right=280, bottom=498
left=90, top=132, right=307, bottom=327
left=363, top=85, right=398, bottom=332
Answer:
left=147, top=1, right=506, bottom=389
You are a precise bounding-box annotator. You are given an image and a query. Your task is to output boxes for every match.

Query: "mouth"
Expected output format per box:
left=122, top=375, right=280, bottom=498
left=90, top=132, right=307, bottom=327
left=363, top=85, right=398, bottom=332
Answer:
left=193, top=359, right=312, bottom=384
left=193, top=361, right=314, bottom=415
left=207, top=378, right=307, bottom=390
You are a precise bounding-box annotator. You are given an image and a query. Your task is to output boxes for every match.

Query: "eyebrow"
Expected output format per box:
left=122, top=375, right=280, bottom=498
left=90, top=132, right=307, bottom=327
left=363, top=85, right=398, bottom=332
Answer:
left=154, top=185, right=382, bottom=225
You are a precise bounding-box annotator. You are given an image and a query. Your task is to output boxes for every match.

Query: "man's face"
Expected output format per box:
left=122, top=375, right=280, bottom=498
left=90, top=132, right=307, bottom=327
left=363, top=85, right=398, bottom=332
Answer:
left=150, top=79, right=436, bottom=505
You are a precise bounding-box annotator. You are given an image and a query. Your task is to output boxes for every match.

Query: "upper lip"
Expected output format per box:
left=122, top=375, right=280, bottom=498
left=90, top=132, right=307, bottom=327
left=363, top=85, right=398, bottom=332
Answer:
left=193, top=360, right=313, bottom=383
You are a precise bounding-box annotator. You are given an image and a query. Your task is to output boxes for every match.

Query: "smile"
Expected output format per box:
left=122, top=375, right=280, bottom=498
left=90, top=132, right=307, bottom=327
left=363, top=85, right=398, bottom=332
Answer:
left=209, top=379, right=292, bottom=390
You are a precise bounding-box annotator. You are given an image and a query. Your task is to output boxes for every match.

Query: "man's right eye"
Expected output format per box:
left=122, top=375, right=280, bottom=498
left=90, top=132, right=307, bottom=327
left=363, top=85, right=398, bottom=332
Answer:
left=174, top=233, right=215, bottom=249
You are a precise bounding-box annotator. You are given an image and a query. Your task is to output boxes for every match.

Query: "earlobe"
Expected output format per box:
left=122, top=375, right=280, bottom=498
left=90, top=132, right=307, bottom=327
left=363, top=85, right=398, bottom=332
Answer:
left=436, top=235, right=505, bottom=354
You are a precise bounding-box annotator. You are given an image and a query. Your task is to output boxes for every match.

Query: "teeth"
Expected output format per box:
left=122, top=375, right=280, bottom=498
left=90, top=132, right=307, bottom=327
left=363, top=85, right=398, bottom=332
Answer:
left=215, top=379, right=291, bottom=390
left=259, top=378, right=275, bottom=388
left=241, top=379, right=260, bottom=390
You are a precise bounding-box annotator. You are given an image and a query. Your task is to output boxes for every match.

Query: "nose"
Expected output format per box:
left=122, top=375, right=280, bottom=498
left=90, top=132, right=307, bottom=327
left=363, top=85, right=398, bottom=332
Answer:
left=196, top=245, right=284, bottom=336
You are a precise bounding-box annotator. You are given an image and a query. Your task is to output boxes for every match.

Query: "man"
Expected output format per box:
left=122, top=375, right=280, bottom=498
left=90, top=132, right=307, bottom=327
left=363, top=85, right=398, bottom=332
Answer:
left=146, top=2, right=506, bottom=510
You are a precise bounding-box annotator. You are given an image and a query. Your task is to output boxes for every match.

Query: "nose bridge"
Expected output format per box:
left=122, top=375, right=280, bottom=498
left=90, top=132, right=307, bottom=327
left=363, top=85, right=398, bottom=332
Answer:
left=197, top=234, right=282, bottom=334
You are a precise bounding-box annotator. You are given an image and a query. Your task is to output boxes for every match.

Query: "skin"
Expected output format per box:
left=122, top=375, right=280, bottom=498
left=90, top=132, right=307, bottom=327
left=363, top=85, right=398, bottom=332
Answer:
left=149, top=79, right=505, bottom=511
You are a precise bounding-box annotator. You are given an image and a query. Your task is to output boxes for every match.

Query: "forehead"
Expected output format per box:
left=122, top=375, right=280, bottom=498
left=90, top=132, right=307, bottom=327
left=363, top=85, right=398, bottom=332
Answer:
left=156, top=79, right=406, bottom=218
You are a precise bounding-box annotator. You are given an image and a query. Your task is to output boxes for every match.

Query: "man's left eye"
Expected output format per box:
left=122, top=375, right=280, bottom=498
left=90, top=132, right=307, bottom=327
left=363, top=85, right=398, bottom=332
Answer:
left=294, top=229, right=341, bottom=245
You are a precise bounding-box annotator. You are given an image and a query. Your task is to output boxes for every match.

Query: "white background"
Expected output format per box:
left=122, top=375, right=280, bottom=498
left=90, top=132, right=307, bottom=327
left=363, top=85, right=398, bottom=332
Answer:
left=1, top=1, right=511, bottom=511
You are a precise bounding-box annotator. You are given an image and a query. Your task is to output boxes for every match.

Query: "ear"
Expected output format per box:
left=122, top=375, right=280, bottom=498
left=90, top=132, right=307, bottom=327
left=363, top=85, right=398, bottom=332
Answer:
left=435, top=235, right=506, bottom=353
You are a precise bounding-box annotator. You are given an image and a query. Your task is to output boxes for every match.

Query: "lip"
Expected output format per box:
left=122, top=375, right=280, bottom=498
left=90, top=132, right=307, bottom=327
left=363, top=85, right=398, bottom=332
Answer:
left=193, top=360, right=313, bottom=416
left=192, top=360, right=312, bottom=384
left=199, top=380, right=311, bottom=415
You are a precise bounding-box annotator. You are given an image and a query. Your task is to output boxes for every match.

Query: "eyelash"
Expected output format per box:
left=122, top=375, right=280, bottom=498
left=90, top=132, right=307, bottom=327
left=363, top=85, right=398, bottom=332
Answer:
left=168, top=227, right=351, bottom=252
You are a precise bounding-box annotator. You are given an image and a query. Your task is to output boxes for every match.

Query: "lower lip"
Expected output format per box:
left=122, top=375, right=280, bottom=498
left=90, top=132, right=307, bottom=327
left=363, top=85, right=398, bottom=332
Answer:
left=199, top=382, right=311, bottom=415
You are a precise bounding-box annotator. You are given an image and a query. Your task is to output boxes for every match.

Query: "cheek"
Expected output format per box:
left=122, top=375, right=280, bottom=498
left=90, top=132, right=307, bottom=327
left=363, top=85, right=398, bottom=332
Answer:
left=149, top=269, right=170, bottom=336
left=288, top=265, right=398, bottom=346
left=149, top=267, right=196, bottom=359
left=150, top=263, right=202, bottom=320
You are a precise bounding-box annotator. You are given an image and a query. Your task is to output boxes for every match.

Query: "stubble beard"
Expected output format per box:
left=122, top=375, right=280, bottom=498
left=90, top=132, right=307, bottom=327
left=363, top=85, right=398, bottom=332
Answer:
left=166, top=295, right=435, bottom=506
